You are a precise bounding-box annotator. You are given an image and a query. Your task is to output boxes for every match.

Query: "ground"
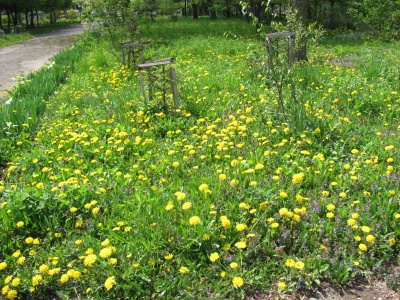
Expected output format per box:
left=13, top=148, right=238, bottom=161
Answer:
left=0, top=24, right=399, bottom=300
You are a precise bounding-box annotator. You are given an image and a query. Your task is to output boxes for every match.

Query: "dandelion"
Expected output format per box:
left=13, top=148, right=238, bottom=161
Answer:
left=11, top=277, right=21, bottom=286
left=361, top=226, right=371, bottom=233
left=236, top=223, right=248, bottom=231
left=280, top=191, right=288, bottom=198
left=32, top=275, right=43, bottom=286
left=199, top=183, right=211, bottom=194
left=347, top=219, right=357, bottom=226
left=99, top=247, right=113, bottom=258
left=165, top=201, right=174, bottom=211
left=278, top=282, right=287, bottom=289
left=279, top=208, right=288, bottom=216
left=209, top=252, right=219, bottom=262
left=182, top=202, right=192, bottom=210
left=39, top=264, right=49, bottom=273
left=189, top=216, right=201, bottom=225
left=359, top=243, right=368, bottom=251
left=104, top=276, right=115, bottom=291
left=326, top=204, right=335, bottom=211
left=6, top=289, right=17, bottom=299
left=339, top=192, right=347, bottom=198
left=16, top=221, right=24, bottom=228
left=75, top=219, right=83, bottom=228
left=175, top=191, right=186, bottom=201
left=235, top=241, right=247, bottom=249
left=230, top=262, right=239, bottom=269
left=326, top=212, right=335, bottom=219
left=220, top=218, right=231, bottom=229
left=108, top=258, right=117, bottom=265
left=219, top=174, right=227, bottom=180
left=271, top=222, right=279, bottom=228
left=84, top=254, right=97, bottom=267
left=389, top=238, right=396, bottom=245
left=164, top=253, right=174, bottom=260
left=292, top=173, right=304, bottom=184
left=179, top=267, right=189, bottom=274
left=294, top=261, right=305, bottom=270
left=232, top=277, right=244, bottom=288
left=366, top=235, right=376, bottom=243
left=285, top=259, right=295, bottom=267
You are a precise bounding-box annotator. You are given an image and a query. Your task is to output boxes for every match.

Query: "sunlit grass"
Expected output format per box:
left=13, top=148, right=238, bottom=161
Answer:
left=0, top=17, right=399, bottom=299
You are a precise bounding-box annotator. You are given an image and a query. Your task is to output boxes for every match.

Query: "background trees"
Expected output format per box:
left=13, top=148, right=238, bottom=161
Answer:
left=0, top=0, right=73, bottom=31
left=0, top=0, right=398, bottom=38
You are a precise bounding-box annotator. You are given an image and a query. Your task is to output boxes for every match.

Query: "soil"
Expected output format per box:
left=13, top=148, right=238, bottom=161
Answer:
left=247, top=276, right=398, bottom=300
left=0, top=24, right=84, bottom=99
left=0, top=23, right=399, bottom=300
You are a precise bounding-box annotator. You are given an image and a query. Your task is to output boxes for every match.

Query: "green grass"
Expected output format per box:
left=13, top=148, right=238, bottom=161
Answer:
left=0, top=17, right=399, bottom=299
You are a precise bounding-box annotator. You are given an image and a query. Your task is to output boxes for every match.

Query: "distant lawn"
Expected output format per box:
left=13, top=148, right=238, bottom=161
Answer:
left=0, top=21, right=80, bottom=48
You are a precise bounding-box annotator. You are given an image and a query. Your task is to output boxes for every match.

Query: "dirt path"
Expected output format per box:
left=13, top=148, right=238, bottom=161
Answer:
left=0, top=24, right=84, bottom=99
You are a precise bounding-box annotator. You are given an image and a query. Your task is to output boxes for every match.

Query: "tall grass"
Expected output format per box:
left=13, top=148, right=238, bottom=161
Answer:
left=0, top=17, right=399, bottom=299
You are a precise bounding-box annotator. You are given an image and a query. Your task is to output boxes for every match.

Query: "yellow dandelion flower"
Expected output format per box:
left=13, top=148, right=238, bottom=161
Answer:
left=39, top=264, right=49, bottom=274
left=84, top=254, right=97, bottom=267
left=236, top=223, right=248, bottom=231
left=104, top=276, right=115, bottom=291
left=366, top=235, right=375, bottom=243
left=175, top=191, right=186, bottom=201
left=209, top=252, right=219, bottom=262
left=359, top=243, right=368, bottom=251
left=182, top=202, right=192, bottom=210
left=285, top=259, right=295, bottom=267
left=32, top=275, right=43, bottom=286
left=179, top=267, right=189, bottom=274
left=99, top=247, right=113, bottom=258
left=278, top=282, right=287, bottom=289
left=361, top=226, right=371, bottom=233
left=16, top=221, right=24, bottom=228
left=164, top=253, right=174, bottom=260
left=230, top=262, right=239, bottom=269
left=292, top=173, right=304, bottom=184
left=235, top=241, right=247, bottom=249
left=232, top=277, right=244, bottom=288
left=165, top=201, right=174, bottom=211
left=189, top=216, right=201, bottom=225
left=326, top=204, right=335, bottom=211
left=294, top=261, right=305, bottom=270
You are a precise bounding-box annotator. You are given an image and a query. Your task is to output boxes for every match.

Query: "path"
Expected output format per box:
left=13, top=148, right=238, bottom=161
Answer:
left=0, top=24, right=84, bottom=98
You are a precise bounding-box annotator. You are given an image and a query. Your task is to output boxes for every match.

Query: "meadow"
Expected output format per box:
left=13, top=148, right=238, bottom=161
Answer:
left=0, top=17, right=399, bottom=299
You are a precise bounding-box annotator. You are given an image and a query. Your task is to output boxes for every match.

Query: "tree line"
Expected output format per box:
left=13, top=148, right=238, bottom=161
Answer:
left=1, top=0, right=399, bottom=38
left=0, top=0, right=73, bottom=31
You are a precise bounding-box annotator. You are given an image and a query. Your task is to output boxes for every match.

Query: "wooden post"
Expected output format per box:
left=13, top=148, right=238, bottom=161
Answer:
left=171, top=67, right=179, bottom=108
left=136, top=58, right=179, bottom=108
left=138, top=70, right=148, bottom=105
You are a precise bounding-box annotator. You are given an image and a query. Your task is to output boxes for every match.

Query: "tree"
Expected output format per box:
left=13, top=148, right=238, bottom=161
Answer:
left=287, top=0, right=308, bottom=61
left=347, top=0, right=400, bottom=38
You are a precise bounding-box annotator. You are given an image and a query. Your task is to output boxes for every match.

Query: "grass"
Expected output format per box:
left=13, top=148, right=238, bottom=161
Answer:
left=0, top=17, right=399, bottom=299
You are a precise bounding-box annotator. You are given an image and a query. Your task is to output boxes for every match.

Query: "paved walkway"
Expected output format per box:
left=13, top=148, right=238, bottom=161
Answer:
left=0, top=24, right=84, bottom=98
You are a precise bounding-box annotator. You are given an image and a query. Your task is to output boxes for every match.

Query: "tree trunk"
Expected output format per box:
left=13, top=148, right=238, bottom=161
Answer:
left=208, top=1, right=217, bottom=20
left=288, top=0, right=308, bottom=62
left=36, top=10, right=40, bottom=27
left=192, top=3, right=198, bottom=19
left=30, top=10, right=34, bottom=28
left=7, top=9, right=11, bottom=32
left=25, top=11, right=29, bottom=28
left=0, top=7, right=3, bottom=30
